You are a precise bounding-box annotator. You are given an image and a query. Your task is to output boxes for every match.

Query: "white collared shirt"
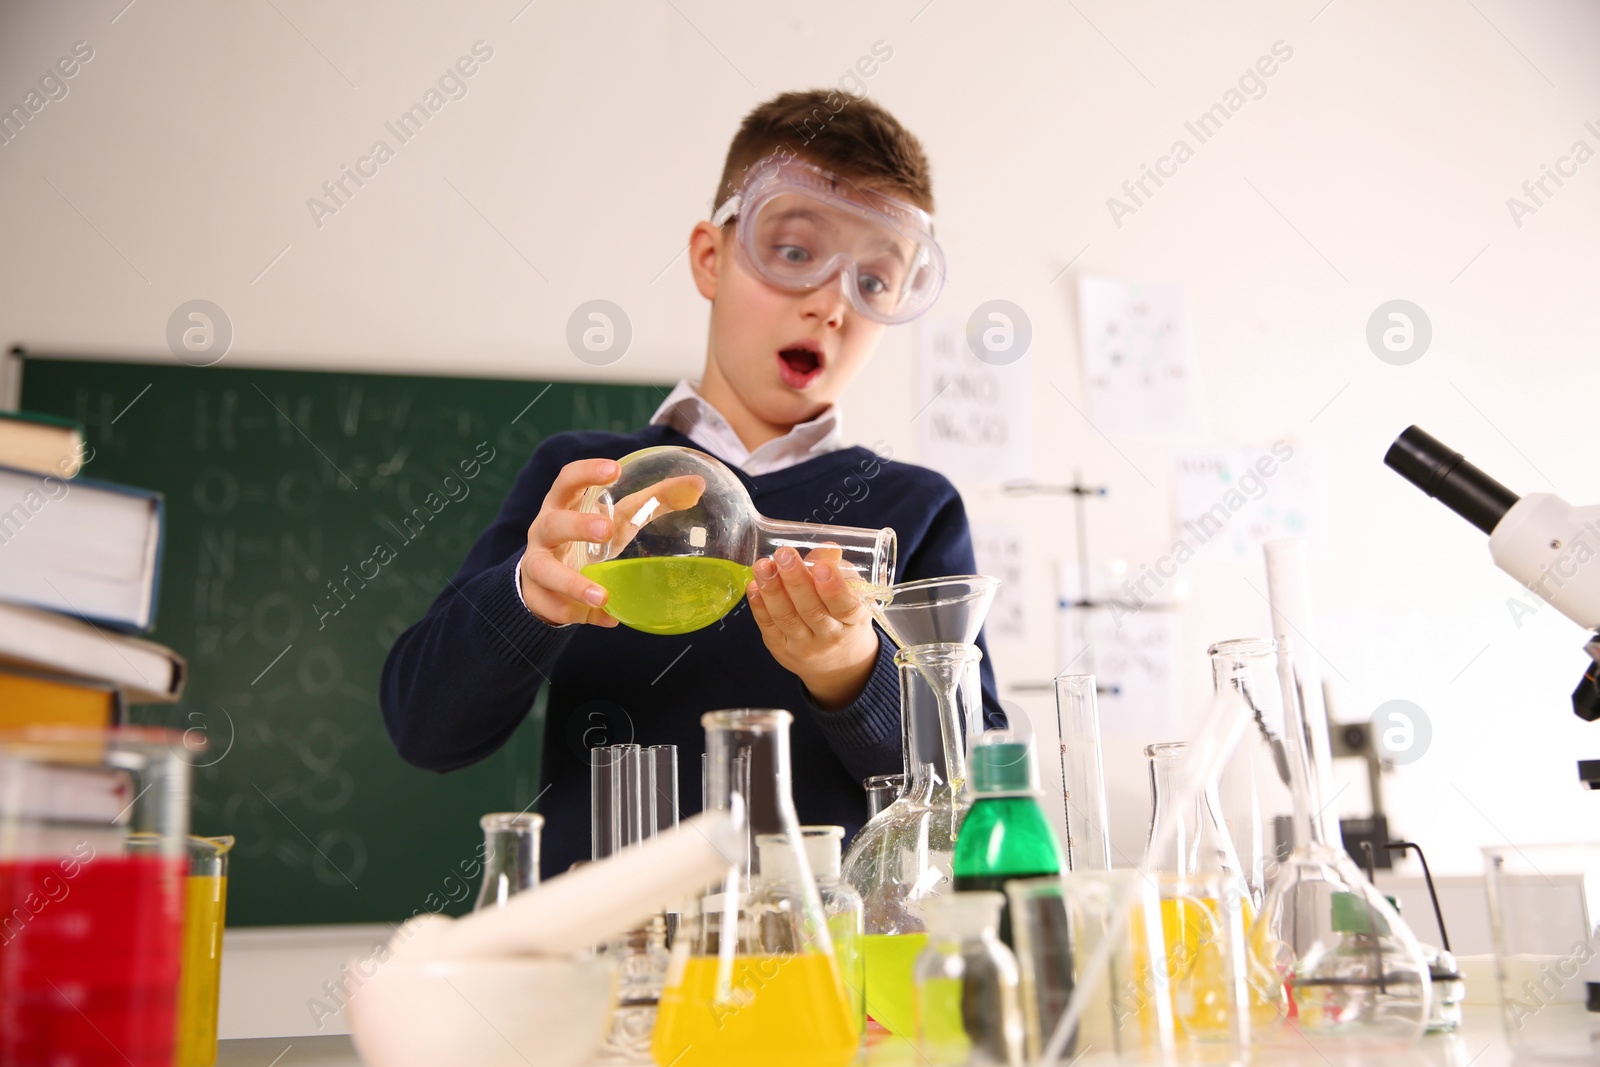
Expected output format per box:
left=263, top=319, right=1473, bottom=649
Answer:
left=649, top=379, right=844, bottom=475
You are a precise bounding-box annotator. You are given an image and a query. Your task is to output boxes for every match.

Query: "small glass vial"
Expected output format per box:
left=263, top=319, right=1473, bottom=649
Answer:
left=912, top=891, right=1024, bottom=1067
left=1425, top=945, right=1464, bottom=1033
left=473, top=812, right=541, bottom=910
left=757, top=826, right=866, bottom=1034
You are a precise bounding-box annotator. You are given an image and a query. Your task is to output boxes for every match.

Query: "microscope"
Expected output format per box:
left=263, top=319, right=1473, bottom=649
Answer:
left=1384, top=426, right=1600, bottom=781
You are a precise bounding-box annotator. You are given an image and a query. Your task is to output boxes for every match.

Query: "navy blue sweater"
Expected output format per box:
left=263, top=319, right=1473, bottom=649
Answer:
left=380, top=424, right=1004, bottom=879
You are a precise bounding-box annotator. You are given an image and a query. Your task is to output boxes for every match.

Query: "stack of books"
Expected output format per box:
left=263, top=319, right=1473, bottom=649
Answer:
left=0, top=411, right=185, bottom=729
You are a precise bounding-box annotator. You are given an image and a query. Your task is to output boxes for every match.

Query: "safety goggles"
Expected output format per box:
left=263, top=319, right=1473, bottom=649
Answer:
left=710, top=155, right=945, bottom=325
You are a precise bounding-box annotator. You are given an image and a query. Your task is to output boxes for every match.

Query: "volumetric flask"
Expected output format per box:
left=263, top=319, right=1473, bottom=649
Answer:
left=652, top=710, right=859, bottom=1067
left=565, top=446, right=895, bottom=634
left=0, top=727, right=192, bottom=1067
left=842, top=643, right=981, bottom=1038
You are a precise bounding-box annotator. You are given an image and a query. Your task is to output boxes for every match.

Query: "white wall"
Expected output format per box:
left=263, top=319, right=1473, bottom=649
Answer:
left=3, top=0, right=1599, bottom=889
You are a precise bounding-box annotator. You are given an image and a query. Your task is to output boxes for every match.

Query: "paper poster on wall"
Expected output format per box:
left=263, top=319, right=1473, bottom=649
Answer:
left=1076, top=275, right=1200, bottom=436
left=970, top=522, right=1026, bottom=640
left=1173, top=441, right=1312, bottom=562
left=1057, top=564, right=1179, bottom=737
left=915, top=317, right=1032, bottom=485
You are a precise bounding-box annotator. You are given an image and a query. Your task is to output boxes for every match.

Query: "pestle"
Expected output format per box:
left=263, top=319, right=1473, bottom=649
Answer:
left=397, top=809, right=743, bottom=962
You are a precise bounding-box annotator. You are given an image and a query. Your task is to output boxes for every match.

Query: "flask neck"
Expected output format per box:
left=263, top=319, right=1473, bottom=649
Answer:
left=476, top=813, right=541, bottom=909
left=702, top=709, right=801, bottom=882
left=754, top=515, right=896, bottom=592
left=1144, top=742, right=1241, bottom=880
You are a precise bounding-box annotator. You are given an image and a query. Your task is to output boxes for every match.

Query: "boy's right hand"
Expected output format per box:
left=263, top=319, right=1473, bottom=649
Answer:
left=517, top=458, right=622, bottom=628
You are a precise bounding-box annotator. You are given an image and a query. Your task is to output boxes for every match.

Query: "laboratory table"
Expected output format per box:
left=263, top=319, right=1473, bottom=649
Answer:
left=217, top=1004, right=1519, bottom=1067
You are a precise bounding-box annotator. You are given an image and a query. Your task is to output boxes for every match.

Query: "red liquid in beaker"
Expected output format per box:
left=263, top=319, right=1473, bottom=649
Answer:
left=0, top=853, right=184, bottom=1067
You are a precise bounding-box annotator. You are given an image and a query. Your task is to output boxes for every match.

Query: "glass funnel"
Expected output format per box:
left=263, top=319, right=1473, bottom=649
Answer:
left=652, top=710, right=859, bottom=1067
left=1209, top=638, right=1296, bottom=910
left=842, top=642, right=981, bottom=1038
left=871, top=575, right=998, bottom=650
left=565, top=446, right=896, bottom=634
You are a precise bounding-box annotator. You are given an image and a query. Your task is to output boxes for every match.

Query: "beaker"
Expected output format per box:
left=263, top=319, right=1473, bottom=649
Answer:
left=177, top=834, right=234, bottom=1067
left=1054, top=673, right=1111, bottom=872
left=1484, top=842, right=1600, bottom=1059
left=652, top=710, right=859, bottom=1067
left=474, top=812, right=541, bottom=910
left=1208, top=638, right=1296, bottom=909
left=842, top=643, right=981, bottom=1038
left=912, top=891, right=1025, bottom=1067
left=564, top=446, right=895, bottom=634
left=0, top=727, right=192, bottom=1067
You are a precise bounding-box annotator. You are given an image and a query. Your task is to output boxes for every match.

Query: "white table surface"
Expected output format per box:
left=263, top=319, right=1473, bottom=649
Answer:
left=216, top=1003, right=1520, bottom=1066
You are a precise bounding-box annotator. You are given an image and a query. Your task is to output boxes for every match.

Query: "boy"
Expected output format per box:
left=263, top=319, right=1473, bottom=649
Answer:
left=381, top=89, right=1003, bottom=879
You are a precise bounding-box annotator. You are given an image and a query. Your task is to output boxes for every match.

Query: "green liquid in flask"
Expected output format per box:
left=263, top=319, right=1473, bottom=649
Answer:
left=582, top=557, right=754, bottom=635
left=862, top=932, right=928, bottom=1038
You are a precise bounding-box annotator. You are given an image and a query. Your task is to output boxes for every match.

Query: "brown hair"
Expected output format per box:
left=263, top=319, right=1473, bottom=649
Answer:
left=714, top=89, right=934, bottom=215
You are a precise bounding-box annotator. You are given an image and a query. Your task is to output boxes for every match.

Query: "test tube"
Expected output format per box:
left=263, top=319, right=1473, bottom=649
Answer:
left=592, top=745, right=620, bottom=861
left=615, top=744, right=644, bottom=850
left=1055, top=673, right=1112, bottom=871
left=646, top=745, right=678, bottom=838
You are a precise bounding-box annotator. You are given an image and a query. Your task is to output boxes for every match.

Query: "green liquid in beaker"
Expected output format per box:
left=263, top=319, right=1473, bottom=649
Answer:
left=582, top=557, right=754, bottom=635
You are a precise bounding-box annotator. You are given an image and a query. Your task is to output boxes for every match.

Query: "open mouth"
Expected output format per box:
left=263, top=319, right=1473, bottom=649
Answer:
left=777, top=341, right=825, bottom=389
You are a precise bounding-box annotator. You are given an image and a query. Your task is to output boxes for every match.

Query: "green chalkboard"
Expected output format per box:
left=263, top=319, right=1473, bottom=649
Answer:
left=18, top=353, right=668, bottom=927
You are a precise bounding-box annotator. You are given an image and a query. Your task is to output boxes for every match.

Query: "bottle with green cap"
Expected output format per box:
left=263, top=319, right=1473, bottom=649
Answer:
left=952, top=731, right=1066, bottom=947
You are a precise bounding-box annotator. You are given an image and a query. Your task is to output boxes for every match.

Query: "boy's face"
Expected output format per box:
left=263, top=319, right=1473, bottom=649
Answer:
left=689, top=216, right=887, bottom=429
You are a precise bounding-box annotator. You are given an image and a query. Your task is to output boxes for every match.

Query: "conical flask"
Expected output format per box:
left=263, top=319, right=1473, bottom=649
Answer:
left=565, top=446, right=896, bottom=634
left=651, top=710, right=859, bottom=1067
left=1208, top=639, right=1297, bottom=910
left=474, top=812, right=542, bottom=910
left=842, top=642, right=981, bottom=1038
left=1251, top=539, right=1432, bottom=1050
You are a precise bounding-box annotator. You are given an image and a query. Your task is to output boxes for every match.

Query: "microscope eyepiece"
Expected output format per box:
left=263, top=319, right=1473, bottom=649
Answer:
left=1384, top=426, right=1520, bottom=535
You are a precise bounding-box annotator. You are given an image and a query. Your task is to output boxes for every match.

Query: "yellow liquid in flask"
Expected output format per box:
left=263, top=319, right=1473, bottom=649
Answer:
left=651, top=954, right=859, bottom=1067
left=582, top=557, right=754, bottom=635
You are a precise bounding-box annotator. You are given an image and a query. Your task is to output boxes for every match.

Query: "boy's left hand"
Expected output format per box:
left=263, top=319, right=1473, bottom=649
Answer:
left=747, top=545, right=881, bottom=712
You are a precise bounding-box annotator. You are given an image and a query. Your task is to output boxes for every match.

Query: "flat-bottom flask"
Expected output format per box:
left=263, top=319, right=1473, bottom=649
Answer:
left=842, top=643, right=981, bottom=1038
left=652, top=710, right=859, bottom=1067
